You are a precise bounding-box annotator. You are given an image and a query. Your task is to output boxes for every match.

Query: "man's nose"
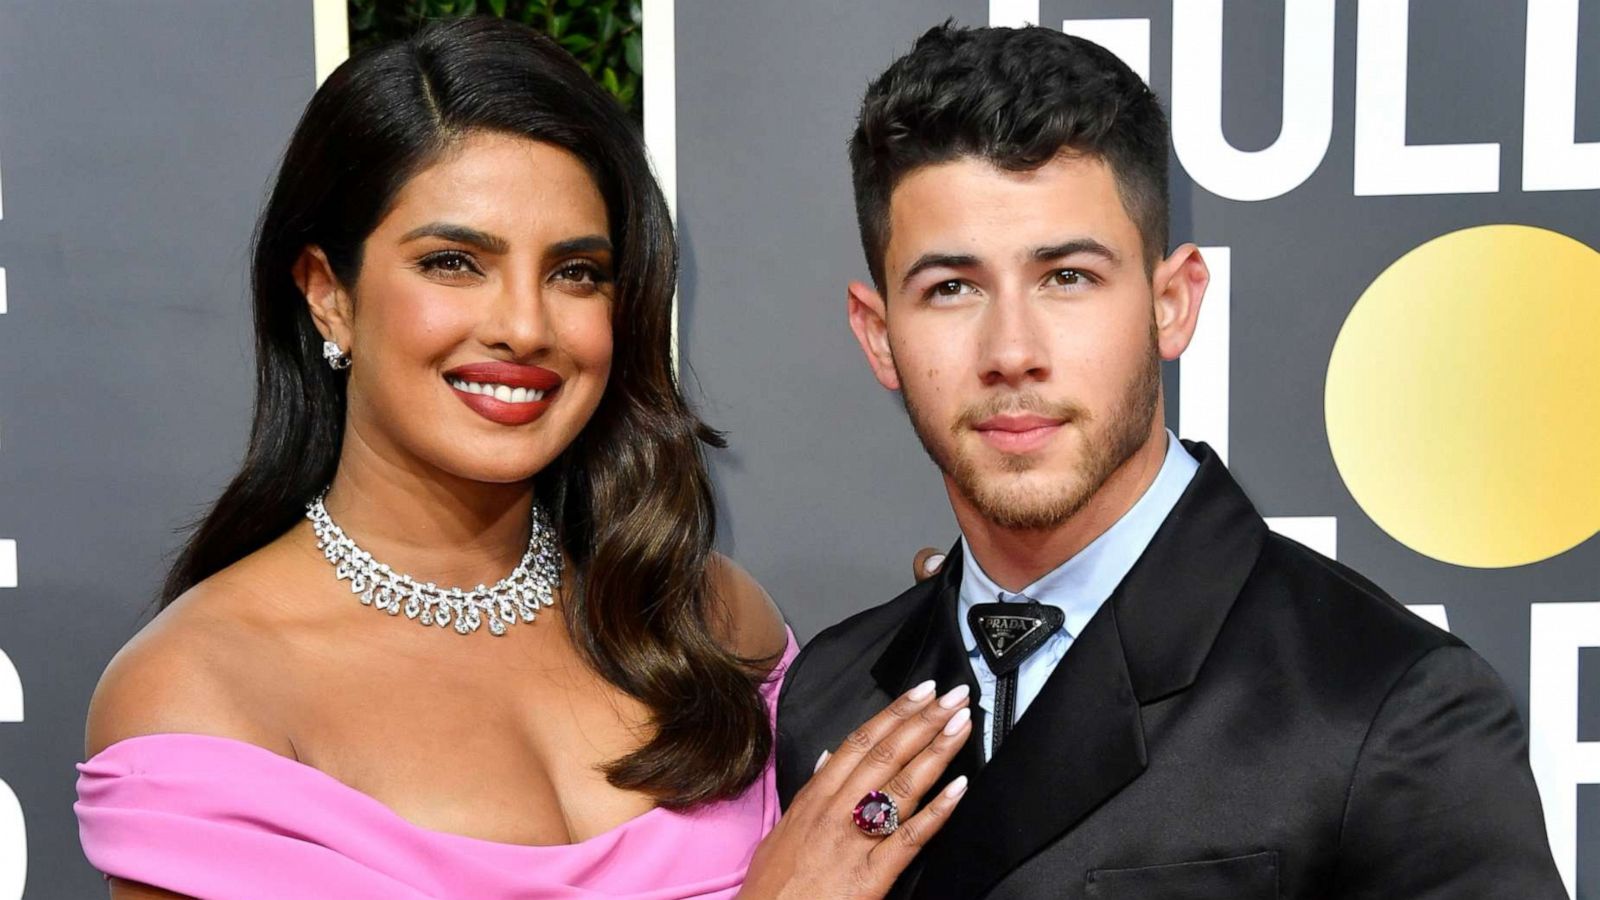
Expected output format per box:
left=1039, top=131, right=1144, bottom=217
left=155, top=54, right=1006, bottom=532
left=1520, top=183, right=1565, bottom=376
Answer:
left=977, top=292, right=1050, bottom=387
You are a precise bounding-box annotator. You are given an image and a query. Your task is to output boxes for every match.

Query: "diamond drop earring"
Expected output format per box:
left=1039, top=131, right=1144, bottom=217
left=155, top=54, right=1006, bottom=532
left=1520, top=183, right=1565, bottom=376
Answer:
left=322, top=340, right=352, bottom=371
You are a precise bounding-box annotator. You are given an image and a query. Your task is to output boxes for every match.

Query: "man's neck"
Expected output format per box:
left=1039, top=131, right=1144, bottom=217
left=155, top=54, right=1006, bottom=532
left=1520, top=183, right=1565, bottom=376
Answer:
left=953, top=424, right=1170, bottom=592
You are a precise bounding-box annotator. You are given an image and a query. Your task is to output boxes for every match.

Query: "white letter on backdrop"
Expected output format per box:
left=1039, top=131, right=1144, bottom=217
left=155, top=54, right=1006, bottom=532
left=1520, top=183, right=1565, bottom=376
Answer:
left=1354, top=0, right=1500, bottom=195
left=1522, top=0, right=1600, bottom=191
left=0, top=647, right=23, bottom=900
left=1170, top=0, right=1335, bottom=201
left=1529, top=601, right=1600, bottom=898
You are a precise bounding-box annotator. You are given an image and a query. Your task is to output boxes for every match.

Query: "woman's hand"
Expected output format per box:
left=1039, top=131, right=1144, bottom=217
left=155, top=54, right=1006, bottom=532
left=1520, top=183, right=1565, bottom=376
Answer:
left=912, top=548, right=946, bottom=583
left=739, top=681, right=973, bottom=899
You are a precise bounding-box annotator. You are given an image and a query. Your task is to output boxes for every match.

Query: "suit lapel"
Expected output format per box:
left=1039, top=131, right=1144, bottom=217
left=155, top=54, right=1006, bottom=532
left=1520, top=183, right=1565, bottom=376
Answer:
left=906, top=442, right=1265, bottom=899
left=913, top=595, right=1145, bottom=899
left=871, top=545, right=986, bottom=794
left=1115, top=442, right=1266, bottom=702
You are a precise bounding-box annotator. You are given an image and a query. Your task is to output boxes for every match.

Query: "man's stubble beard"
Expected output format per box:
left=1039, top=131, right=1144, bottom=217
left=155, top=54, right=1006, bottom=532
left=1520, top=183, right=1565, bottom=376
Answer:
left=898, top=325, right=1162, bottom=532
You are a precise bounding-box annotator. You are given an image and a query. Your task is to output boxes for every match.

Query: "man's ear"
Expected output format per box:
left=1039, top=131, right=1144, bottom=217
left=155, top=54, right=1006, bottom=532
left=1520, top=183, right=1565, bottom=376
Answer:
left=847, top=279, right=900, bottom=391
left=1151, top=243, right=1209, bottom=361
left=294, top=245, right=354, bottom=349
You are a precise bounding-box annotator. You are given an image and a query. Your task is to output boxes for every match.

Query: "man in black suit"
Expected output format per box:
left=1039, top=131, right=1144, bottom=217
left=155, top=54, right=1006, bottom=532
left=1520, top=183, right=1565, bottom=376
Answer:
left=775, top=23, right=1565, bottom=899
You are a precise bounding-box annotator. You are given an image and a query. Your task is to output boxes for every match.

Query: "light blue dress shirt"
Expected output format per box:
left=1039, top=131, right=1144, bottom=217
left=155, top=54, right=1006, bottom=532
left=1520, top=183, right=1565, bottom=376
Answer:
left=957, top=431, right=1200, bottom=759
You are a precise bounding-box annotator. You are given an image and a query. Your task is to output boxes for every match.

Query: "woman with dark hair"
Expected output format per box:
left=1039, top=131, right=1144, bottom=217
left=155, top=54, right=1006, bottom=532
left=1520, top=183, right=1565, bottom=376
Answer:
left=74, top=17, right=971, bottom=899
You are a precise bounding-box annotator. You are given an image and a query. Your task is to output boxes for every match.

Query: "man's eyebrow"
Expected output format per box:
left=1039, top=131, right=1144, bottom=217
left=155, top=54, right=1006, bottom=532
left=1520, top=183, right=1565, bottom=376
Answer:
left=900, top=252, right=980, bottom=290
left=1033, top=238, right=1120, bottom=265
left=399, top=222, right=511, bottom=254
left=550, top=235, right=613, bottom=256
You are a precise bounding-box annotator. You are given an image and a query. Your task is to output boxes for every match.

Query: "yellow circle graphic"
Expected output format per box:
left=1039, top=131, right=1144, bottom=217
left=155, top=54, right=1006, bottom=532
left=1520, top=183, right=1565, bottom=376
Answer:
left=1325, top=224, right=1600, bottom=569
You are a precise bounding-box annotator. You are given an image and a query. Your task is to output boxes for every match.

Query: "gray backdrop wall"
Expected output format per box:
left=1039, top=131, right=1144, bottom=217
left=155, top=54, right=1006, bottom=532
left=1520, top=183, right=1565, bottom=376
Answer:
left=1, top=2, right=1597, bottom=898
left=673, top=2, right=1599, bottom=898
left=0, top=4, right=319, bottom=897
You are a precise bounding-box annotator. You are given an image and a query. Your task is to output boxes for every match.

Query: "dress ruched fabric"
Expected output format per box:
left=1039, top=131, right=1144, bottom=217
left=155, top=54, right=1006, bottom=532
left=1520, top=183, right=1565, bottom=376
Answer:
left=76, top=631, right=798, bottom=899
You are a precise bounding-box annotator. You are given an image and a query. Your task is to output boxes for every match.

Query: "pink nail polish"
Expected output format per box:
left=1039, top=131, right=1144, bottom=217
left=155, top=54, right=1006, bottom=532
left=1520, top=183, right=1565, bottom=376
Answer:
left=938, top=684, right=970, bottom=709
left=944, top=775, right=969, bottom=798
left=943, top=707, right=971, bottom=736
left=907, top=679, right=936, bottom=702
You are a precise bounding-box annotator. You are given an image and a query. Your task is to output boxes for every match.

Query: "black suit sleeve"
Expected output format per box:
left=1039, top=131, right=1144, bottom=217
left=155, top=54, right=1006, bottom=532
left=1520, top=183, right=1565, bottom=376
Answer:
left=1332, top=645, right=1567, bottom=899
left=774, top=636, right=823, bottom=810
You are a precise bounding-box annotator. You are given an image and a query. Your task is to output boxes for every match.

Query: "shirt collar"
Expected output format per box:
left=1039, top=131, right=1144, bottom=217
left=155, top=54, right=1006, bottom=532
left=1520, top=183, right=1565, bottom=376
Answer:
left=957, top=431, right=1200, bottom=654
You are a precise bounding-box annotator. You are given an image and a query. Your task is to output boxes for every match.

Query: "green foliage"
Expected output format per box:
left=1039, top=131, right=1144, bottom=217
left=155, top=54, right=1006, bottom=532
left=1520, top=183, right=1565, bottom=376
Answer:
left=348, top=0, right=644, bottom=117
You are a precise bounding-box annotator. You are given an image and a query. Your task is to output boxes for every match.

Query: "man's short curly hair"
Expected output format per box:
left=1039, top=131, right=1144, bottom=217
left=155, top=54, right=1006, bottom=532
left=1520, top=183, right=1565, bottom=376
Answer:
left=849, top=22, right=1169, bottom=287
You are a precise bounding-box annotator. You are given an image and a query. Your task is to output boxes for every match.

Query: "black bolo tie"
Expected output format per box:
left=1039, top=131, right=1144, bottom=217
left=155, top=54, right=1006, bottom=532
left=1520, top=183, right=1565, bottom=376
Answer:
left=967, top=599, right=1064, bottom=756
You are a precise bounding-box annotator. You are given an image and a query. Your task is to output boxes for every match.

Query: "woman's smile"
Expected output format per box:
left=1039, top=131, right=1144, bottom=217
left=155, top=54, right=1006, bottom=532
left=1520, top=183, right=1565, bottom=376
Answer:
left=444, top=360, right=563, bottom=426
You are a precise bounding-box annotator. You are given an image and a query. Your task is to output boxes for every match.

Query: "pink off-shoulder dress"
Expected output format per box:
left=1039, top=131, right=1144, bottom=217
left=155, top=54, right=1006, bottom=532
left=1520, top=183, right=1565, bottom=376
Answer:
left=75, top=632, right=798, bottom=899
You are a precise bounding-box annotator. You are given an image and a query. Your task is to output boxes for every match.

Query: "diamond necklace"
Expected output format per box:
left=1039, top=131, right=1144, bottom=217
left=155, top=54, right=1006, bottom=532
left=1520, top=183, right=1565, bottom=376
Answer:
left=306, top=492, right=562, bottom=636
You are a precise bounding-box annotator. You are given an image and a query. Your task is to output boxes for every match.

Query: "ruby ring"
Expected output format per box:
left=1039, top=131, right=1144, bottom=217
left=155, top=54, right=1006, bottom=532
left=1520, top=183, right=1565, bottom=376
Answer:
left=851, top=789, right=900, bottom=837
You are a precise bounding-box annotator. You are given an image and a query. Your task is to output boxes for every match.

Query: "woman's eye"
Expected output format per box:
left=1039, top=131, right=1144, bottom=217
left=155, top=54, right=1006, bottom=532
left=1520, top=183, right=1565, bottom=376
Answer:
left=418, top=251, right=480, bottom=277
left=552, top=262, right=612, bottom=291
left=554, top=263, right=597, bottom=283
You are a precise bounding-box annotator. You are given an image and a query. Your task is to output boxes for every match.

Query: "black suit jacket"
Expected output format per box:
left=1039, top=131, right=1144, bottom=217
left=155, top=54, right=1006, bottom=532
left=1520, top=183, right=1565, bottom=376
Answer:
left=776, top=443, right=1564, bottom=899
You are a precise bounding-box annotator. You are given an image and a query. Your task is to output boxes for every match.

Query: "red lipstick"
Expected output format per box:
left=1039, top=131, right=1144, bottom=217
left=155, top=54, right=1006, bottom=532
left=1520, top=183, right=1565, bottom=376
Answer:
left=445, top=362, right=562, bottom=391
left=443, top=362, right=562, bottom=427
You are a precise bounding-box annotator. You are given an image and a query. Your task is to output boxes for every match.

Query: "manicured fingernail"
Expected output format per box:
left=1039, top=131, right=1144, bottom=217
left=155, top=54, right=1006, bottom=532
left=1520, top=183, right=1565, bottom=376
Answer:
left=943, top=775, right=969, bottom=798
left=814, top=750, right=831, bottom=772
left=943, top=707, right=971, bottom=736
left=938, top=684, right=970, bottom=709
left=924, top=554, right=946, bottom=574
left=907, top=679, right=936, bottom=702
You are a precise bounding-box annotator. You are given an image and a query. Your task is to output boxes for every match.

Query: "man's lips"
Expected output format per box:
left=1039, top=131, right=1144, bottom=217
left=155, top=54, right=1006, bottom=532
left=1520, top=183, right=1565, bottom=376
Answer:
left=972, top=413, right=1065, bottom=453
left=973, top=413, right=1063, bottom=433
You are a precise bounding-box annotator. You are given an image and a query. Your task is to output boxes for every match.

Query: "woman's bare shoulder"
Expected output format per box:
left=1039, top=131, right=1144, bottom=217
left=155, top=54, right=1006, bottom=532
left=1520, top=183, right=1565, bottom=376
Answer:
left=85, top=561, right=295, bottom=760
left=707, top=553, right=788, bottom=666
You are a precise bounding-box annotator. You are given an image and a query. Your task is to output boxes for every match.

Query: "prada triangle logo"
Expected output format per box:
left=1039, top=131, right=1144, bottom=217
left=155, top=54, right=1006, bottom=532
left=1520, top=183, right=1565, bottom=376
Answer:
left=967, top=600, right=1065, bottom=677
left=979, top=614, right=1044, bottom=658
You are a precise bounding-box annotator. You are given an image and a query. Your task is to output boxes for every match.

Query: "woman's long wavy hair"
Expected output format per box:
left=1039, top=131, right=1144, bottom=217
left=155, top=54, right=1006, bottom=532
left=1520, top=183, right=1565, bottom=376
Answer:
left=160, top=16, right=770, bottom=809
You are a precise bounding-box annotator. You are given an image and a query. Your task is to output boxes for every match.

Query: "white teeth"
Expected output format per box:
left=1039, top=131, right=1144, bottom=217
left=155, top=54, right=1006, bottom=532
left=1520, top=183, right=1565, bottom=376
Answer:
left=447, top=377, right=548, bottom=404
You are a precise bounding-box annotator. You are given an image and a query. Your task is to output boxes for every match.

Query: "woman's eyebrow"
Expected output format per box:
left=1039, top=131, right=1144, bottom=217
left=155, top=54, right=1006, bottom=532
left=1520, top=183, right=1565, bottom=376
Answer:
left=550, top=235, right=613, bottom=255
left=399, top=222, right=511, bottom=254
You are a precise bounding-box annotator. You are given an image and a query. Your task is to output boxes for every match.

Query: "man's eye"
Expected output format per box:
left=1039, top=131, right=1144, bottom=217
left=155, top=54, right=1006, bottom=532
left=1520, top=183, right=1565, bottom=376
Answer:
left=1051, top=269, right=1086, bottom=287
left=933, top=280, right=971, bottom=297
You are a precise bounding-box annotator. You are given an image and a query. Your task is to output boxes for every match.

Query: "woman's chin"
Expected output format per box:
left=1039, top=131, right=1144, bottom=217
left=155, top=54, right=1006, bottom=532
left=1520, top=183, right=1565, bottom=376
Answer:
left=420, top=450, right=555, bottom=487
